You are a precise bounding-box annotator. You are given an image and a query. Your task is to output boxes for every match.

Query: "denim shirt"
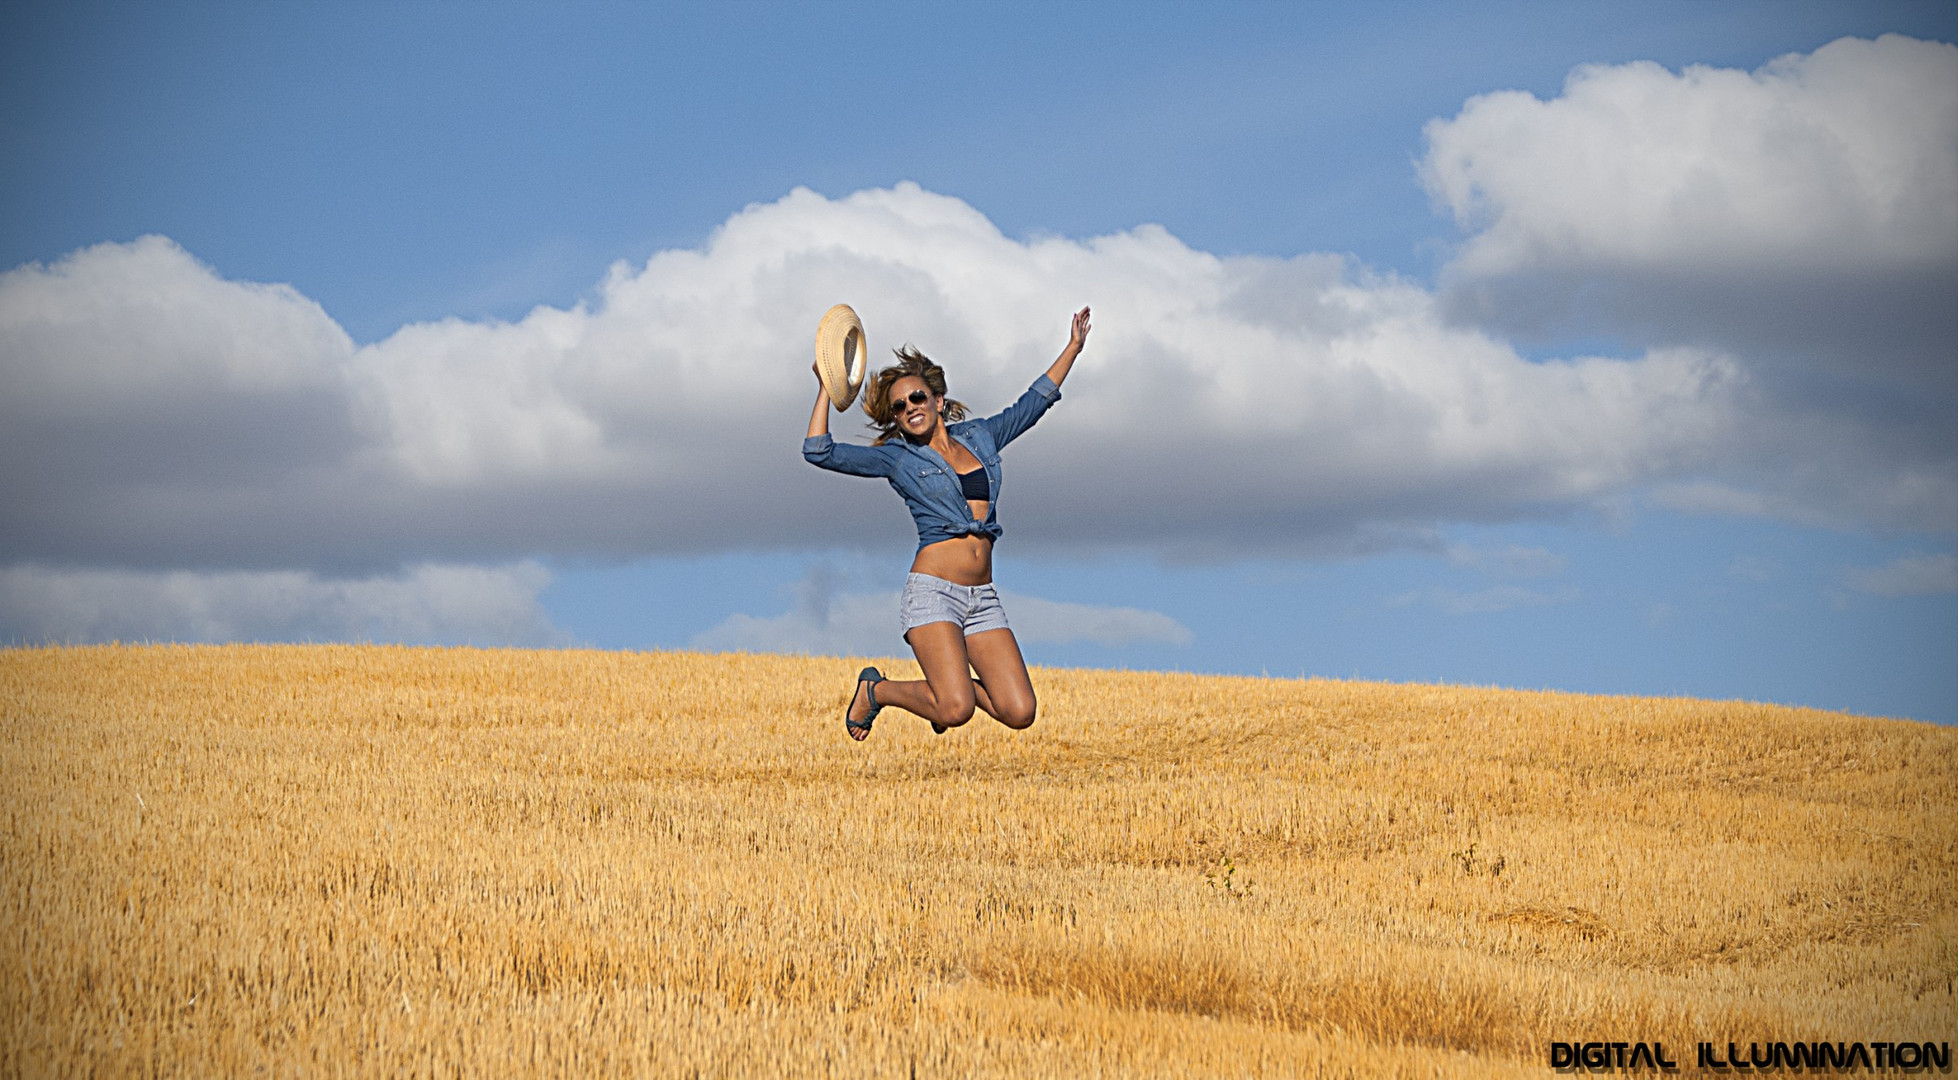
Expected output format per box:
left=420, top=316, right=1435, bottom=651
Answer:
left=803, top=374, right=1061, bottom=551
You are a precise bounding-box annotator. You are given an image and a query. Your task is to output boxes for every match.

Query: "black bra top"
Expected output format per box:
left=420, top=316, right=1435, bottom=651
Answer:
left=957, top=466, right=990, bottom=502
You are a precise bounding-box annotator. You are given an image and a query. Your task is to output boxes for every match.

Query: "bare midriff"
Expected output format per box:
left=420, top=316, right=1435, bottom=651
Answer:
left=909, top=436, right=994, bottom=586
left=911, top=505, right=993, bottom=586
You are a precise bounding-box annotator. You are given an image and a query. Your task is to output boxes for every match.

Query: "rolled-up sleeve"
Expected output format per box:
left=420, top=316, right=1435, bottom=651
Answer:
left=977, top=375, right=1062, bottom=449
left=803, top=433, right=894, bottom=477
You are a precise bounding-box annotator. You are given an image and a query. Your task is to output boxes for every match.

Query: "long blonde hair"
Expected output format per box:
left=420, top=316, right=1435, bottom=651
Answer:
left=864, top=345, right=967, bottom=445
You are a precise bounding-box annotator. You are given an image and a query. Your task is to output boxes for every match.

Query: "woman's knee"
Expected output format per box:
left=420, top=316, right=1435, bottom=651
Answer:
left=996, top=698, right=1036, bottom=730
left=932, top=689, right=977, bottom=727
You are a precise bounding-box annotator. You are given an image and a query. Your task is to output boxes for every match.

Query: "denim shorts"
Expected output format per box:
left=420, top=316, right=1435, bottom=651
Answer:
left=900, top=573, right=1012, bottom=636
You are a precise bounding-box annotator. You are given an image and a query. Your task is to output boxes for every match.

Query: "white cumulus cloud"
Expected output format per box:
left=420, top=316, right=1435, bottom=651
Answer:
left=1421, top=34, right=1958, bottom=532
left=1423, top=34, right=1958, bottom=276
left=0, top=187, right=1755, bottom=572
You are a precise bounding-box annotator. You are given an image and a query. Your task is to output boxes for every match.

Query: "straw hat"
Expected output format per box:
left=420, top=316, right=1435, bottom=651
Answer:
left=814, top=303, right=867, bottom=411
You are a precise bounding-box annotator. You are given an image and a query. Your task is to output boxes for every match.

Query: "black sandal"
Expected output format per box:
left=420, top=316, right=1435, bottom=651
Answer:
left=846, top=667, right=884, bottom=741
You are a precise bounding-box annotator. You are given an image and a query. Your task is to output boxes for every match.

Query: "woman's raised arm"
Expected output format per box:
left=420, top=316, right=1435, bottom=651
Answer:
left=1044, top=306, right=1091, bottom=388
left=806, top=362, right=831, bottom=440
left=804, top=363, right=896, bottom=477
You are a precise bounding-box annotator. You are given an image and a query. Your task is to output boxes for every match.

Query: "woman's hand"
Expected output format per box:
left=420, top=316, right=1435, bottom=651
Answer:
left=1045, top=306, right=1091, bottom=389
left=1069, top=306, right=1091, bottom=353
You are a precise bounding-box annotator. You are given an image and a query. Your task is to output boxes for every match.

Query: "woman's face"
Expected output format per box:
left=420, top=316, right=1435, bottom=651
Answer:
left=887, top=375, right=940, bottom=440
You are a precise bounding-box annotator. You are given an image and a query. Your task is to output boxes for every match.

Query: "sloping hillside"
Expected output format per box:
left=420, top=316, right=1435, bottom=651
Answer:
left=3, top=645, right=1952, bottom=1077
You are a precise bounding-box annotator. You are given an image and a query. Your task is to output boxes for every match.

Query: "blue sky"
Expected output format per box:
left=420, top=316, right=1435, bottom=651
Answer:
left=3, top=1, right=1954, bottom=721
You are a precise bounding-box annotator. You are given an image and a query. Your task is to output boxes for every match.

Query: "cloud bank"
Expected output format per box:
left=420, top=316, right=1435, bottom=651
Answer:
left=2, top=34, right=1951, bottom=644
left=690, top=567, right=1192, bottom=658
left=0, top=562, right=565, bottom=646
left=1423, top=34, right=1958, bottom=530
left=1, top=190, right=1748, bottom=569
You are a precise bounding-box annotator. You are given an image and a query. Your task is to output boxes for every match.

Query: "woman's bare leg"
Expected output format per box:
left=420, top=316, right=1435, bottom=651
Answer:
left=964, top=628, right=1036, bottom=729
left=869, top=621, right=979, bottom=728
left=848, top=622, right=991, bottom=730
left=848, top=623, right=1035, bottom=733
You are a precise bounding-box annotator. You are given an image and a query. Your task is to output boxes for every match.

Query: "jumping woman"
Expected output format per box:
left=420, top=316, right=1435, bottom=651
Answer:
left=803, top=307, right=1090, bottom=740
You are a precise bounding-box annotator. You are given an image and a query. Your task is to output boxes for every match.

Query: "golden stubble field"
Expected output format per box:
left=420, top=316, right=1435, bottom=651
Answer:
left=1, top=644, right=1952, bottom=1077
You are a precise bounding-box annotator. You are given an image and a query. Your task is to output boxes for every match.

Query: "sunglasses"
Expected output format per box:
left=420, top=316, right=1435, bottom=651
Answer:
left=888, top=388, right=932, bottom=414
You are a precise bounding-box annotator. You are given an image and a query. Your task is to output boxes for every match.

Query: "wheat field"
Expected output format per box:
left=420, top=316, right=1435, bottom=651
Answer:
left=1, top=644, right=1952, bottom=1077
